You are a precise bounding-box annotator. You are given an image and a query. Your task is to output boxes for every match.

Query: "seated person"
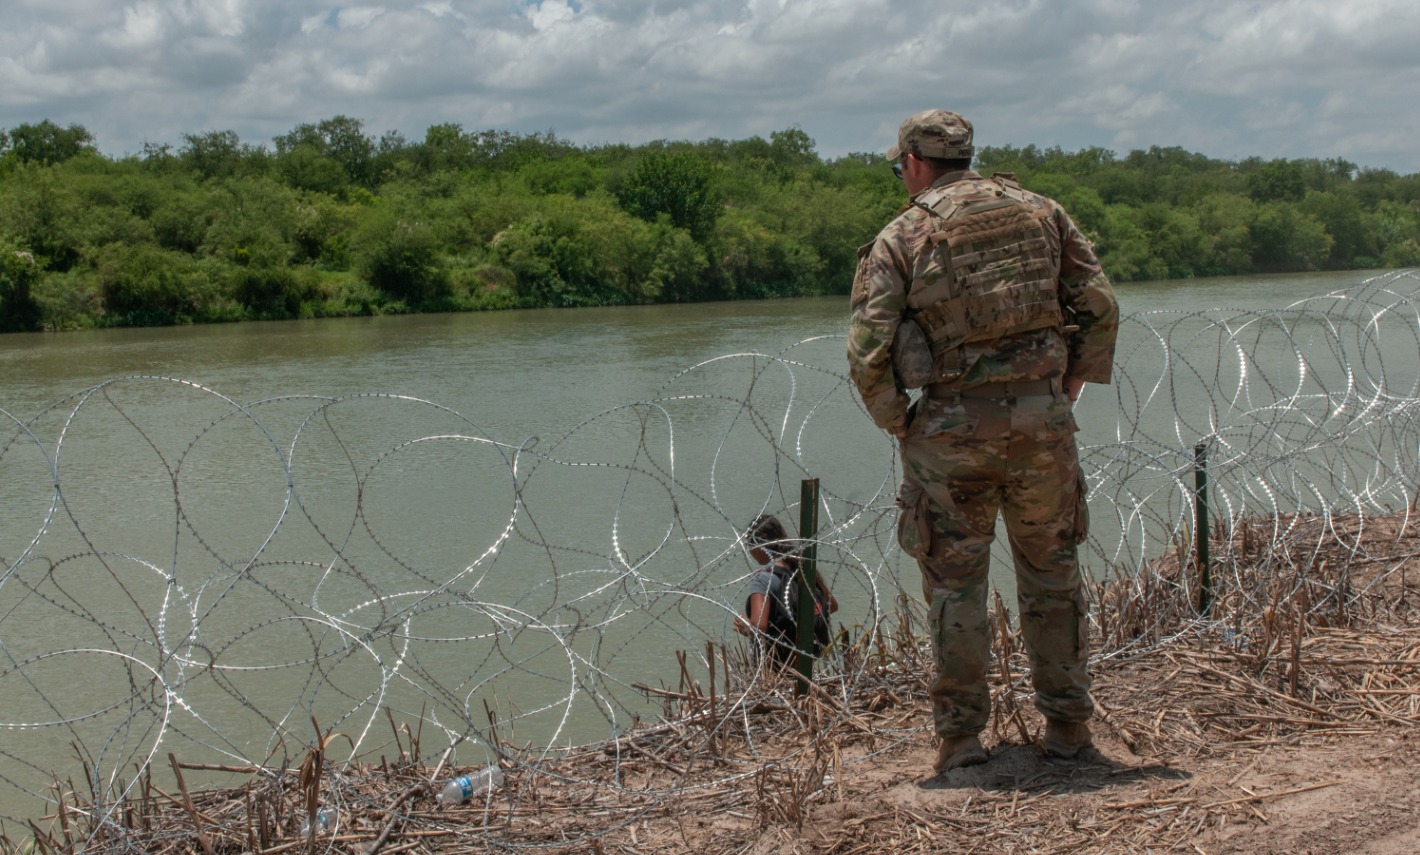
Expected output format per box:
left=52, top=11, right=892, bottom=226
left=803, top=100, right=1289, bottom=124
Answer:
left=733, top=514, right=838, bottom=666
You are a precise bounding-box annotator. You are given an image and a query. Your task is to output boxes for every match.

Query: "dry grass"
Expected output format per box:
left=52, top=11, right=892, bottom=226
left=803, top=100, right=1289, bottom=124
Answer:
left=10, top=511, right=1420, bottom=854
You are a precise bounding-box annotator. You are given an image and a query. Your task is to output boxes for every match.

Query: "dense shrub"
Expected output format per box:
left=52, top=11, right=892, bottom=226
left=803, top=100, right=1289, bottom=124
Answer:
left=490, top=194, right=708, bottom=307
left=0, top=163, right=88, bottom=271
left=354, top=209, right=449, bottom=304
left=92, top=243, right=214, bottom=325
left=32, top=267, right=103, bottom=330
left=617, top=149, right=720, bottom=242
left=2, top=115, right=1419, bottom=331
left=0, top=243, right=42, bottom=332
left=231, top=263, right=326, bottom=319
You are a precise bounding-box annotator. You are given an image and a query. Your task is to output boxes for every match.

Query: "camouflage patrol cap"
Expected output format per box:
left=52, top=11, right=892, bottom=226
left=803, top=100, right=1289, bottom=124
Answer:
left=886, top=109, right=974, bottom=160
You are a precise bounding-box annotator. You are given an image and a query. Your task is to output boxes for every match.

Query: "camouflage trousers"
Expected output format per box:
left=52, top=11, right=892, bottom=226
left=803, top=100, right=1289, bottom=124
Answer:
left=896, top=388, right=1093, bottom=739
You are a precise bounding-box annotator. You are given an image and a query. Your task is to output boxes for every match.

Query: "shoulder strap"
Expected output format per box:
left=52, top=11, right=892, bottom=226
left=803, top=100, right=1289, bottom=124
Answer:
left=768, top=563, right=793, bottom=592
left=991, top=171, right=1022, bottom=189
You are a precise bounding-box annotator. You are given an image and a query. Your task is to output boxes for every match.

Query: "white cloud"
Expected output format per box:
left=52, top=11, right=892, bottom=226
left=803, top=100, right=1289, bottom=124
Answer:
left=0, top=0, right=1417, bottom=172
left=333, top=6, right=390, bottom=30
left=527, top=0, right=577, bottom=30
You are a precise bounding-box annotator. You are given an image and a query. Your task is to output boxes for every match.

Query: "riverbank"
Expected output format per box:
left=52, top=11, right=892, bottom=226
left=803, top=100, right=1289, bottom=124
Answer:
left=19, top=509, right=1418, bottom=854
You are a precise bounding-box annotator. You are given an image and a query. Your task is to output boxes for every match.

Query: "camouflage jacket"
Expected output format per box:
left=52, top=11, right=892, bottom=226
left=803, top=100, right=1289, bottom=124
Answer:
left=847, top=170, right=1119, bottom=433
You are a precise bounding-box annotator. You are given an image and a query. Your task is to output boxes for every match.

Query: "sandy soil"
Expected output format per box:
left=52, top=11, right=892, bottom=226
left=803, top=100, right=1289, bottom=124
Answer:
left=727, top=583, right=1420, bottom=854
left=741, top=704, right=1420, bottom=855
left=524, top=613, right=1420, bottom=855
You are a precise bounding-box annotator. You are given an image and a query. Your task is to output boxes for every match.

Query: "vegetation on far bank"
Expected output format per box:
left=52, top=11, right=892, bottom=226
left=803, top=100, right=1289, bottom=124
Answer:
left=1, top=116, right=1418, bottom=333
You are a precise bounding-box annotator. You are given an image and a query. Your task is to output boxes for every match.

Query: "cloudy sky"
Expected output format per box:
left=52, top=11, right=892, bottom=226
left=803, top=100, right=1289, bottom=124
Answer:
left=3, top=0, right=1418, bottom=173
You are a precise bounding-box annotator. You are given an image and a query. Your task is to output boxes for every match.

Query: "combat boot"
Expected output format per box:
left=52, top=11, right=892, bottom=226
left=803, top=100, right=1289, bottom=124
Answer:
left=934, top=734, right=987, bottom=772
left=1042, top=719, right=1092, bottom=758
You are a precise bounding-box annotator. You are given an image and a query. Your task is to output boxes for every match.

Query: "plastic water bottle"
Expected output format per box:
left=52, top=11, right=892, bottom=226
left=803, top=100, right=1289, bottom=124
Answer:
left=437, top=764, right=504, bottom=806
left=299, top=805, right=337, bottom=835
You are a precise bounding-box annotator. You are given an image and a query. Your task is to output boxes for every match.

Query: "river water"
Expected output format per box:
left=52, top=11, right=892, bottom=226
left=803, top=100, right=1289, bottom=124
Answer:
left=1, top=268, right=1416, bottom=821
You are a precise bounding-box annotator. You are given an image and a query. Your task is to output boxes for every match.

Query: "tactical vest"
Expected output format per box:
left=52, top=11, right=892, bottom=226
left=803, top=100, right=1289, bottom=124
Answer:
left=894, top=174, right=1063, bottom=387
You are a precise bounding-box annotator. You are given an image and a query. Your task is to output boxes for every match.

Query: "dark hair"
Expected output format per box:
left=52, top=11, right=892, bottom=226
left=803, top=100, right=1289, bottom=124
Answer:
left=922, top=155, right=972, bottom=173
left=746, top=514, right=800, bottom=571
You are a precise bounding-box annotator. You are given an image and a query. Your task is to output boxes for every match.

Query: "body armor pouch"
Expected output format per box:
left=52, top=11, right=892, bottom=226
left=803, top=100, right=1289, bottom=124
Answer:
left=891, top=315, right=937, bottom=390
left=895, top=179, right=1064, bottom=387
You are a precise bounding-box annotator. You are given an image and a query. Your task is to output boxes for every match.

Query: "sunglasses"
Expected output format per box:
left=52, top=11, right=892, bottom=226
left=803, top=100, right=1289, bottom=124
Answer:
left=891, top=158, right=904, bottom=180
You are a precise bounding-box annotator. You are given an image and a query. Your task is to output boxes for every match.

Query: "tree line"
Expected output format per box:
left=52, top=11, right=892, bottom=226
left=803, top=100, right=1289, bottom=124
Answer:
left=2, top=116, right=1418, bottom=332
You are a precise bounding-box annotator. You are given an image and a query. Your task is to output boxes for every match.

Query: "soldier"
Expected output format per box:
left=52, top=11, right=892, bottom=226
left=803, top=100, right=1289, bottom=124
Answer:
left=847, top=110, right=1119, bottom=774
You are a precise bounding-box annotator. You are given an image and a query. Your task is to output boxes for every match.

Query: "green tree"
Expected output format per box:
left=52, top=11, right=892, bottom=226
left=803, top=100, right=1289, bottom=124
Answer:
left=1353, top=167, right=1403, bottom=208
left=274, top=116, right=376, bottom=188
left=1018, top=173, right=1109, bottom=240
left=493, top=214, right=605, bottom=307
left=93, top=243, right=211, bottom=325
left=617, top=149, right=720, bottom=242
left=1095, top=205, right=1167, bottom=281
left=1, top=120, right=96, bottom=165
left=203, top=176, right=300, bottom=267
left=1370, top=200, right=1420, bottom=267
left=769, top=127, right=818, bottom=173
left=439, top=177, right=539, bottom=248
left=292, top=193, right=358, bottom=269
left=1300, top=190, right=1375, bottom=269
left=275, top=143, right=350, bottom=196
left=490, top=194, right=708, bottom=307
left=416, top=123, right=480, bottom=173
left=231, top=262, right=325, bottom=319
left=1088, top=164, right=1149, bottom=207
left=1247, top=159, right=1308, bottom=203
left=149, top=182, right=216, bottom=253
left=7, top=118, right=1420, bottom=331
left=736, top=176, right=875, bottom=295
left=372, top=129, right=410, bottom=179
left=568, top=198, right=708, bottom=303
left=518, top=157, right=602, bottom=198
left=1193, top=193, right=1255, bottom=275
left=354, top=206, right=448, bottom=305
left=711, top=208, right=823, bottom=299
left=0, top=163, right=87, bottom=271
left=1133, top=203, right=1209, bottom=278
left=181, top=130, right=258, bottom=181
left=484, top=130, right=581, bottom=172
left=1248, top=202, right=1333, bottom=272
left=0, top=243, right=42, bottom=331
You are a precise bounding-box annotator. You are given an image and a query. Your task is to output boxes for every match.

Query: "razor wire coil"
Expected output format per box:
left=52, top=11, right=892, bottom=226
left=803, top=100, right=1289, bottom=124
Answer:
left=1, top=269, right=1418, bottom=846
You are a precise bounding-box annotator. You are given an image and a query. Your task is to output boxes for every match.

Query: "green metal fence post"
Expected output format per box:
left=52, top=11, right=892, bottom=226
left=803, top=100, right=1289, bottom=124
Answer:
left=1194, top=442, right=1212, bottom=615
left=795, top=478, right=821, bottom=696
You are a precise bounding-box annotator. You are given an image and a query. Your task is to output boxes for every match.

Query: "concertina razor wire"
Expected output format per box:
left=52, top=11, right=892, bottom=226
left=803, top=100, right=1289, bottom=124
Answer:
left=0, top=268, right=1418, bottom=838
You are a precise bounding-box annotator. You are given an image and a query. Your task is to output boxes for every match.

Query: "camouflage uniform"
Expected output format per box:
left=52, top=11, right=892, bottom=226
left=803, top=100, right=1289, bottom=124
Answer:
left=847, top=110, right=1118, bottom=741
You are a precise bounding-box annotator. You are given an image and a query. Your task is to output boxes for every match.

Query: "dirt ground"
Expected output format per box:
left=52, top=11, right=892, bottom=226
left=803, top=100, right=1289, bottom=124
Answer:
left=55, top=635, right=1420, bottom=855
left=504, top=607, right=1420, bottom=855
left=743, top=687, right=1420, bottom=855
